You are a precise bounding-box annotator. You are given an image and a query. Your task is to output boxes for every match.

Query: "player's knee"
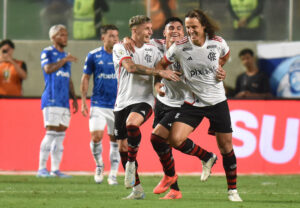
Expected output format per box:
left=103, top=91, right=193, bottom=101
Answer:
left=118, top=142, right=127, bottom=152
left=91, top=132, right=102, bottom=143
left=169, top=134, right=185, bottom=148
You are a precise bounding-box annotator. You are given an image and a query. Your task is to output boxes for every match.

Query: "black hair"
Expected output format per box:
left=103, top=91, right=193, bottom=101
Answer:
left=101, top=24, right=119, bottom=35
left=239, top=48, right=254, bottom=57
left=164, top=17, right=183, bottom=28
left=0, top=39, right=15, bottom=49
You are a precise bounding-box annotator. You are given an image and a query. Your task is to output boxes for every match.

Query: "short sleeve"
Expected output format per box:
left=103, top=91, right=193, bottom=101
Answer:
left=113, top=43, right=131, bottom=66
left=220, top=38, right=230, bottom=58
left=83, top=53, right=94, bottom=75
left=40, top=50, right=52, bottom=68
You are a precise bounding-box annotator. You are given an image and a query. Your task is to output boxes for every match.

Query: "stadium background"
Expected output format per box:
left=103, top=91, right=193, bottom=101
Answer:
left=0, top=0, right=300, bottom=175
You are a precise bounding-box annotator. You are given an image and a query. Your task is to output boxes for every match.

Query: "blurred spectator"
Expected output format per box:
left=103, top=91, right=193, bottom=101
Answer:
left=0, top=39, right=27, bottom=97
left=73, top=0, right=109, bottom=40
left=235, top=48, right=272, bottom=99
left=40, top=0, right=73, bottom=38
left=147, top=0, right=176, bottom=39
left=228, top=0, right=265, bottom=40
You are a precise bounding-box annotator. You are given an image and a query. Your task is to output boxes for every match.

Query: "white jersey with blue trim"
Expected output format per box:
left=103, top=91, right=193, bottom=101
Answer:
left=165, top=36, right=229, bottom=107
left=113, top=42, right=162, bottom=111
left=40, top=46, right=71, bottom=109
left=83, top=46, right=117, bottom=109
left=150, top=39, right=190, bottom=108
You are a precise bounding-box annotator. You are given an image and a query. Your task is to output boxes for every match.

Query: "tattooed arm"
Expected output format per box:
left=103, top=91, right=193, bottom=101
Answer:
left=121, top=58, right=180, bottom=81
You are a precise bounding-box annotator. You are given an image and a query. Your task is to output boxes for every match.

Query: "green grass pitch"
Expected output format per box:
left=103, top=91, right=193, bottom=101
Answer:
left=0, top=175, right=299, bottom=208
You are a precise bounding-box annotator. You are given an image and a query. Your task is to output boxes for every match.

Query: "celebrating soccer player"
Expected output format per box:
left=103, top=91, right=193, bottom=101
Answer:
left=80, top=25, right=120, bottom=185
left=112, top=15, right=180, bottom=199
left=155, top=10, right=243, bottom=202
left=37, top=25, right=78, bottom=178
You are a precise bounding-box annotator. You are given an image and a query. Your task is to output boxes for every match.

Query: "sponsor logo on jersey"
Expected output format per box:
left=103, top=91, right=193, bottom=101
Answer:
left=175, top=113, right=180, bottom=119
left=97, top=73, right=117, bottom=79
left=56, top=71, right=70, bottom=78
left=207, top=45, right=217, bottom=49
left=208, top=52, right=217, bottom=61
left=182, top=47, right=192, bottom=51
left=190, top=67, right=214, bottom=77
left=98, top=60, right=104, bottom=65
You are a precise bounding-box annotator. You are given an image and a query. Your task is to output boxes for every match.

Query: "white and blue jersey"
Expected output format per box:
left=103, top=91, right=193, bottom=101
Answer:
left=40, top=46, right=71, bottom=109
left=83, top=46, right=117, bottom=108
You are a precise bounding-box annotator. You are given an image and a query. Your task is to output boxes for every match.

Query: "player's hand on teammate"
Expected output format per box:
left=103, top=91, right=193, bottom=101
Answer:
left=72, top=99, right=78, bottom=114
left=123, top=37, right=135, bottom=53
left=81, top=102, right=89, bottom=117
left=159, top=69, right=181, bottom=81
left=155, top=82, right=165, bottom=97
left=216, top=65, right=226, bottom=81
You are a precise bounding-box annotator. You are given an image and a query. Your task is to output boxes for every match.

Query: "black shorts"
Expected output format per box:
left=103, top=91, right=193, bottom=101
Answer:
left=153, top=99, right=180, bottom=130
left=176, top=100, right=232, bottom=134
left=114, top=102, right=152, bottom=140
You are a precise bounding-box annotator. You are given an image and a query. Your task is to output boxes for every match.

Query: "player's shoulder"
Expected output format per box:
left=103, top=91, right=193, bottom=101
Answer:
left=41, top=46, right=53, bottom=54
left=175, top=36, right=189, bottom=46
left=209, top=35, right=225, bottom=43
left=89, top=47, right=102, bottom=55
left=152, top=39, right=166, bottom=46
left=113, top=41, right=125, bottom=48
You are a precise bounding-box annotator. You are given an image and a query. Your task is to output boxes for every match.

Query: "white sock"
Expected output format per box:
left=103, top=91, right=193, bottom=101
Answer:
left=50, top=132, right=65, bottom=172
left=133, top=184, right=143, bottom=192
left=38, top=130, right=56, bottom=170
left=90, top=141, right=103, bottom=167
left=109, top=141, right=120, bottom=177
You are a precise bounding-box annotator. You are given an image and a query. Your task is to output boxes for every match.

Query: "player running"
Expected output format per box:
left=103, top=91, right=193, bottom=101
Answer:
left=37, top=24, right=78, bottom=178
left=156, top=10, right=243, bottom=202
left=80, top=25, right=120, bottom=185
left=112, top=15, right=180, bottom=199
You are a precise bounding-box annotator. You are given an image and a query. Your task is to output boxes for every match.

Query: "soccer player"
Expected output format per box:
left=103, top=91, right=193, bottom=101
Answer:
left=156, top=10, right=243, bottom=202
left=37, top=24, right=78, bottom=178
left=112, top=15, right=180, bottom=199
left=123, top=17, right=226, bottom=200
left=80, top=24, right=120, bottom=185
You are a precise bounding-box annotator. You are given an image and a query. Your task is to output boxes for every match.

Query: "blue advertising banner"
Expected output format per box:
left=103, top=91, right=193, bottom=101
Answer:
left=257, top=42, right=300, bottom=98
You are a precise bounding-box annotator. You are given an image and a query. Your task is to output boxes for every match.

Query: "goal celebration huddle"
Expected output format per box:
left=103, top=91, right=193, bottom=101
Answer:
left=37, top=9, right=242, bottom=202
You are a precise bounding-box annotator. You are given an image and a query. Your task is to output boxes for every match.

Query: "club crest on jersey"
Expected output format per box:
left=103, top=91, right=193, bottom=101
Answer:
left=173, top=62, right=181, bottom=71
left=144, top=54, right=152, bottom=63
left=144, top=49, right=154, bottom=63
left=208, top=52, right=216, bottom=61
